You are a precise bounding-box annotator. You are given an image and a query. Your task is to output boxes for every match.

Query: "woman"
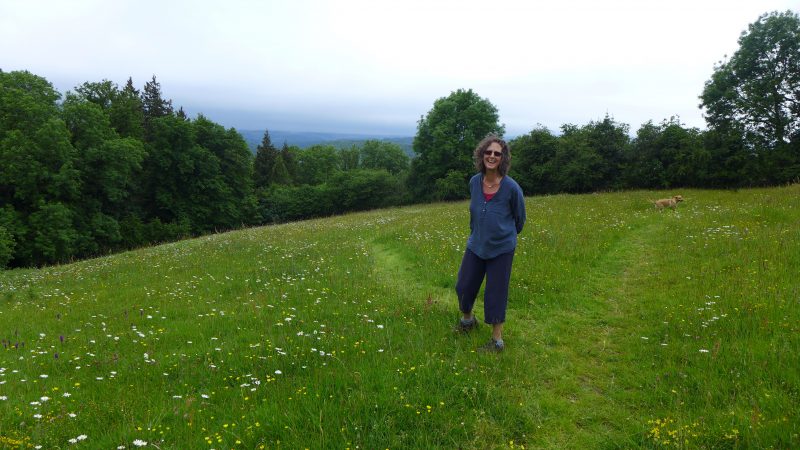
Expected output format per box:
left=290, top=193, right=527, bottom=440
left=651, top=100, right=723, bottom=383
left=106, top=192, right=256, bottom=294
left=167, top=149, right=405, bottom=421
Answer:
left=455, top=134, right=526, bottom=352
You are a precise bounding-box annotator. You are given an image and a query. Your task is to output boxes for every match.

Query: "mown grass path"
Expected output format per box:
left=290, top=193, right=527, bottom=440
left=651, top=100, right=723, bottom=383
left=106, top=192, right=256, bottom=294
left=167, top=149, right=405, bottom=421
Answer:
left=369, top=209, right=672, bottom=447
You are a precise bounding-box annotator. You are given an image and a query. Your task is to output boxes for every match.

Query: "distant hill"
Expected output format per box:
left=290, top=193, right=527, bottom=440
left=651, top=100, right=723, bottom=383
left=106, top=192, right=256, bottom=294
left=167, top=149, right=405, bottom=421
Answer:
left=239, top=130, right=414, bottom=157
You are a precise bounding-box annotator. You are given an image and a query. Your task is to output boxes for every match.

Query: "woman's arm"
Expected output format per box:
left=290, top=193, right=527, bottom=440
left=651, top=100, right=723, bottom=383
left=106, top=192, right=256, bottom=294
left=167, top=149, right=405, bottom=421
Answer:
left=512, top=184, right=526, bottom=234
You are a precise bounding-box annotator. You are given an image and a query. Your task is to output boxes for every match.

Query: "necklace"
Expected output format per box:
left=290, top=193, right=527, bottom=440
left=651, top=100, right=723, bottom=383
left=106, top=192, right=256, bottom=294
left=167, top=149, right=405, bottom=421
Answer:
left=483, top=178, right=501, bottom=189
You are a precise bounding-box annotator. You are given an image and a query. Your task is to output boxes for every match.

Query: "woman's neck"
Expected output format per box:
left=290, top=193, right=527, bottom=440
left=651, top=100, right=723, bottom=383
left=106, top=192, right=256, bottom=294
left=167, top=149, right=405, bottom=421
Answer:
left=484, top=170, right=501, bottom=182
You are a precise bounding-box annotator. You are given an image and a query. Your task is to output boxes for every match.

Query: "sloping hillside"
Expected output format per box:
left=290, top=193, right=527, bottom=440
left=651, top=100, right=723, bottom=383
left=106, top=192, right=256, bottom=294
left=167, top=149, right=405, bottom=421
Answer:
left=0, top=186, right=798, bottom=448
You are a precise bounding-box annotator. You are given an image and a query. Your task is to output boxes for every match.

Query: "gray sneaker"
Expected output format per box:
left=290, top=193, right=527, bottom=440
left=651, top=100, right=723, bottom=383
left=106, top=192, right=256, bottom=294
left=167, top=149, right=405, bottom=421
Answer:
left=455, top=317, right=478, bottom=333
left=478, top=338, right=504, bottom=353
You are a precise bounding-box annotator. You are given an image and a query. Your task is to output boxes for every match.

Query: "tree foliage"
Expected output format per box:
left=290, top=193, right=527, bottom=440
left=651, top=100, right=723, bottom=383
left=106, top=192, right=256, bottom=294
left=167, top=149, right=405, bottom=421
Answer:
left=3, top=17, right=800, bottom=269
left=258, top=169, right=401, bottom=223
left=139, top=114, right=253, bottom=233
left=701, top=10, right=800, bottom=154
left=111, top=78, right=145, bottom=139
left=270, top=153, right=292, bottom=186
left=360, top=140, right=409, bottom=174
left=339, top=145, right=360, bottom=172
left=279, top=143, right=299, bottom=184
left=0, top=207, right=17, bottom=269
left=621, top=117, right=706, bottom=189
left=141, top=75, right=173, bottom=134
left=0, top=71, right=81, bottom=266
left=62, top=91, right=146, bottom=253
left=0, top=71, right=260, bottom=267
left=253, top=130, right=278, bottom=189
left=193, top=115, right=257, bottom=227
left=586, top=115, right=630, bottom=190
left=295, top=145, right=340, bottom=185
left=408, top=89, right=504, bottom=201
left=507, top=126, right=559, bottom=195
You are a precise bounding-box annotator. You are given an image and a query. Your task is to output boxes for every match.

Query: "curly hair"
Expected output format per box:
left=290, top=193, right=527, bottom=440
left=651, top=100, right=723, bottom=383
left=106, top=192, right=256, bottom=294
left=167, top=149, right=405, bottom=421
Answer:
left=473, top=134, right=510, bottom=176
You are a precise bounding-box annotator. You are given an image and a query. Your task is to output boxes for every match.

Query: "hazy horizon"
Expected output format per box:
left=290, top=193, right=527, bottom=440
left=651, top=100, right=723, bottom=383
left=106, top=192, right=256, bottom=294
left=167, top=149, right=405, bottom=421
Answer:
left=3, top=0, right=797, bottom=137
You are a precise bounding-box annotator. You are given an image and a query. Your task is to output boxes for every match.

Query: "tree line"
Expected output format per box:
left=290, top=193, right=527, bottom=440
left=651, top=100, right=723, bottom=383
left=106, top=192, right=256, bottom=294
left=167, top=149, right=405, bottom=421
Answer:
left=1, top=10, right=798, bottom=268
left=0, top=71, right=416, bottom=268
left=412, top=11, right=799, bottom=199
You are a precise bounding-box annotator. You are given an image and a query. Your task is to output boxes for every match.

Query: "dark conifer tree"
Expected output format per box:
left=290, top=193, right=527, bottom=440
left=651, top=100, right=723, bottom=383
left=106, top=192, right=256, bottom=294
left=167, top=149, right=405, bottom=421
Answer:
left=253, top=130, right=279, bottom=189
left=270, top=154, right=292, bottom=185
left=110, top=77, right=144, bottom=140
left=279, top=141, right=298, bottom=184
left=141, top=75, right=173, bottom=129
left=123, top=77, right=139, bottom=96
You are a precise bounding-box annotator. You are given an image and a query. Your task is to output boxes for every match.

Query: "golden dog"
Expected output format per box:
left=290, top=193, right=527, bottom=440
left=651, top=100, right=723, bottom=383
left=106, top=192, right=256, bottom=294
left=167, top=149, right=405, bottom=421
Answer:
left=652, top=195, right=684, bottom=211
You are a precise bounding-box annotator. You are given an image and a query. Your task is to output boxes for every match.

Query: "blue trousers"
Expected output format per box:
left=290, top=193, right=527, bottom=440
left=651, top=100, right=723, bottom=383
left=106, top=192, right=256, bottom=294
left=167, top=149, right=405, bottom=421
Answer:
left=455, top=248, right=515, bottom=324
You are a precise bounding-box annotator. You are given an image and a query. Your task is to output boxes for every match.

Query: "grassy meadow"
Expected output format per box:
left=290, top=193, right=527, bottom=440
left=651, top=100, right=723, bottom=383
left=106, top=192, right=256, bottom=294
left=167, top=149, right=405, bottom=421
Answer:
left=0, top=185, right=799, bottom=449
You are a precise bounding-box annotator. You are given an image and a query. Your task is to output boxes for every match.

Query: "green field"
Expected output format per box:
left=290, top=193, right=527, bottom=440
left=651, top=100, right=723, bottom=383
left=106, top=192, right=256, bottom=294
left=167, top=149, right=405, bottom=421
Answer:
left=1, top=186, right=798, bottom=449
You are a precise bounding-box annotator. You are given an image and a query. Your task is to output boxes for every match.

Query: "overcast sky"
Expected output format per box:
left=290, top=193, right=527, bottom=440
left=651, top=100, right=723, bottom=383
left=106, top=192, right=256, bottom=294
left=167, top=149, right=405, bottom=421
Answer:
left=2, top=0, right=797, bottom=136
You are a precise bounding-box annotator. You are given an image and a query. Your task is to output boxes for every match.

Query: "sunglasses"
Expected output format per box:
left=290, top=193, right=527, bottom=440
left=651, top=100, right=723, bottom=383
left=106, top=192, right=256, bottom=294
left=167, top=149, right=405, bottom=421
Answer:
left=484, top=150, right=503, bottom=157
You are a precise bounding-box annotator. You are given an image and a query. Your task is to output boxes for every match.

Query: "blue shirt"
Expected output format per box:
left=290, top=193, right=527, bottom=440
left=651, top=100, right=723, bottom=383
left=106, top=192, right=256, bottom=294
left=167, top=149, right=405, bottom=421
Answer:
left=466, top=173, right=526, bottom=259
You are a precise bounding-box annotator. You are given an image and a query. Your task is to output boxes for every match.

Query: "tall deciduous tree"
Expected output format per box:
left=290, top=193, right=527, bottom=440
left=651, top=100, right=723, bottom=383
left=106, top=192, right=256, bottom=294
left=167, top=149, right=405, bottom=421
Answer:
left=585, top=114, right=630, bottom=190
left=408, top=89, right=504, bottom=201
left=625, top=121, right=666, bottom=189
left=140, top=115, right=235, bottom=233
left=74, top=80, right=118, bottom=110
left=62, top=91, right=146, bottom=253
left=552, top=124, right=604, bottom=193
left=193, top=115, right=257, bottom=227
left=508, top=126, right=559, bottom=195
left=0, top=71, right=81, bottom=266
left=700, top=10, right=800, bottom=153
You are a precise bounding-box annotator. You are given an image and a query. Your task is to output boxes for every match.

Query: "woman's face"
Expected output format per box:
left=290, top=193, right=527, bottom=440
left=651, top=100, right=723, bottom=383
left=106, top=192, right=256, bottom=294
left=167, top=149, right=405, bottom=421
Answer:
left=483, top=142, right=503, bottom=172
